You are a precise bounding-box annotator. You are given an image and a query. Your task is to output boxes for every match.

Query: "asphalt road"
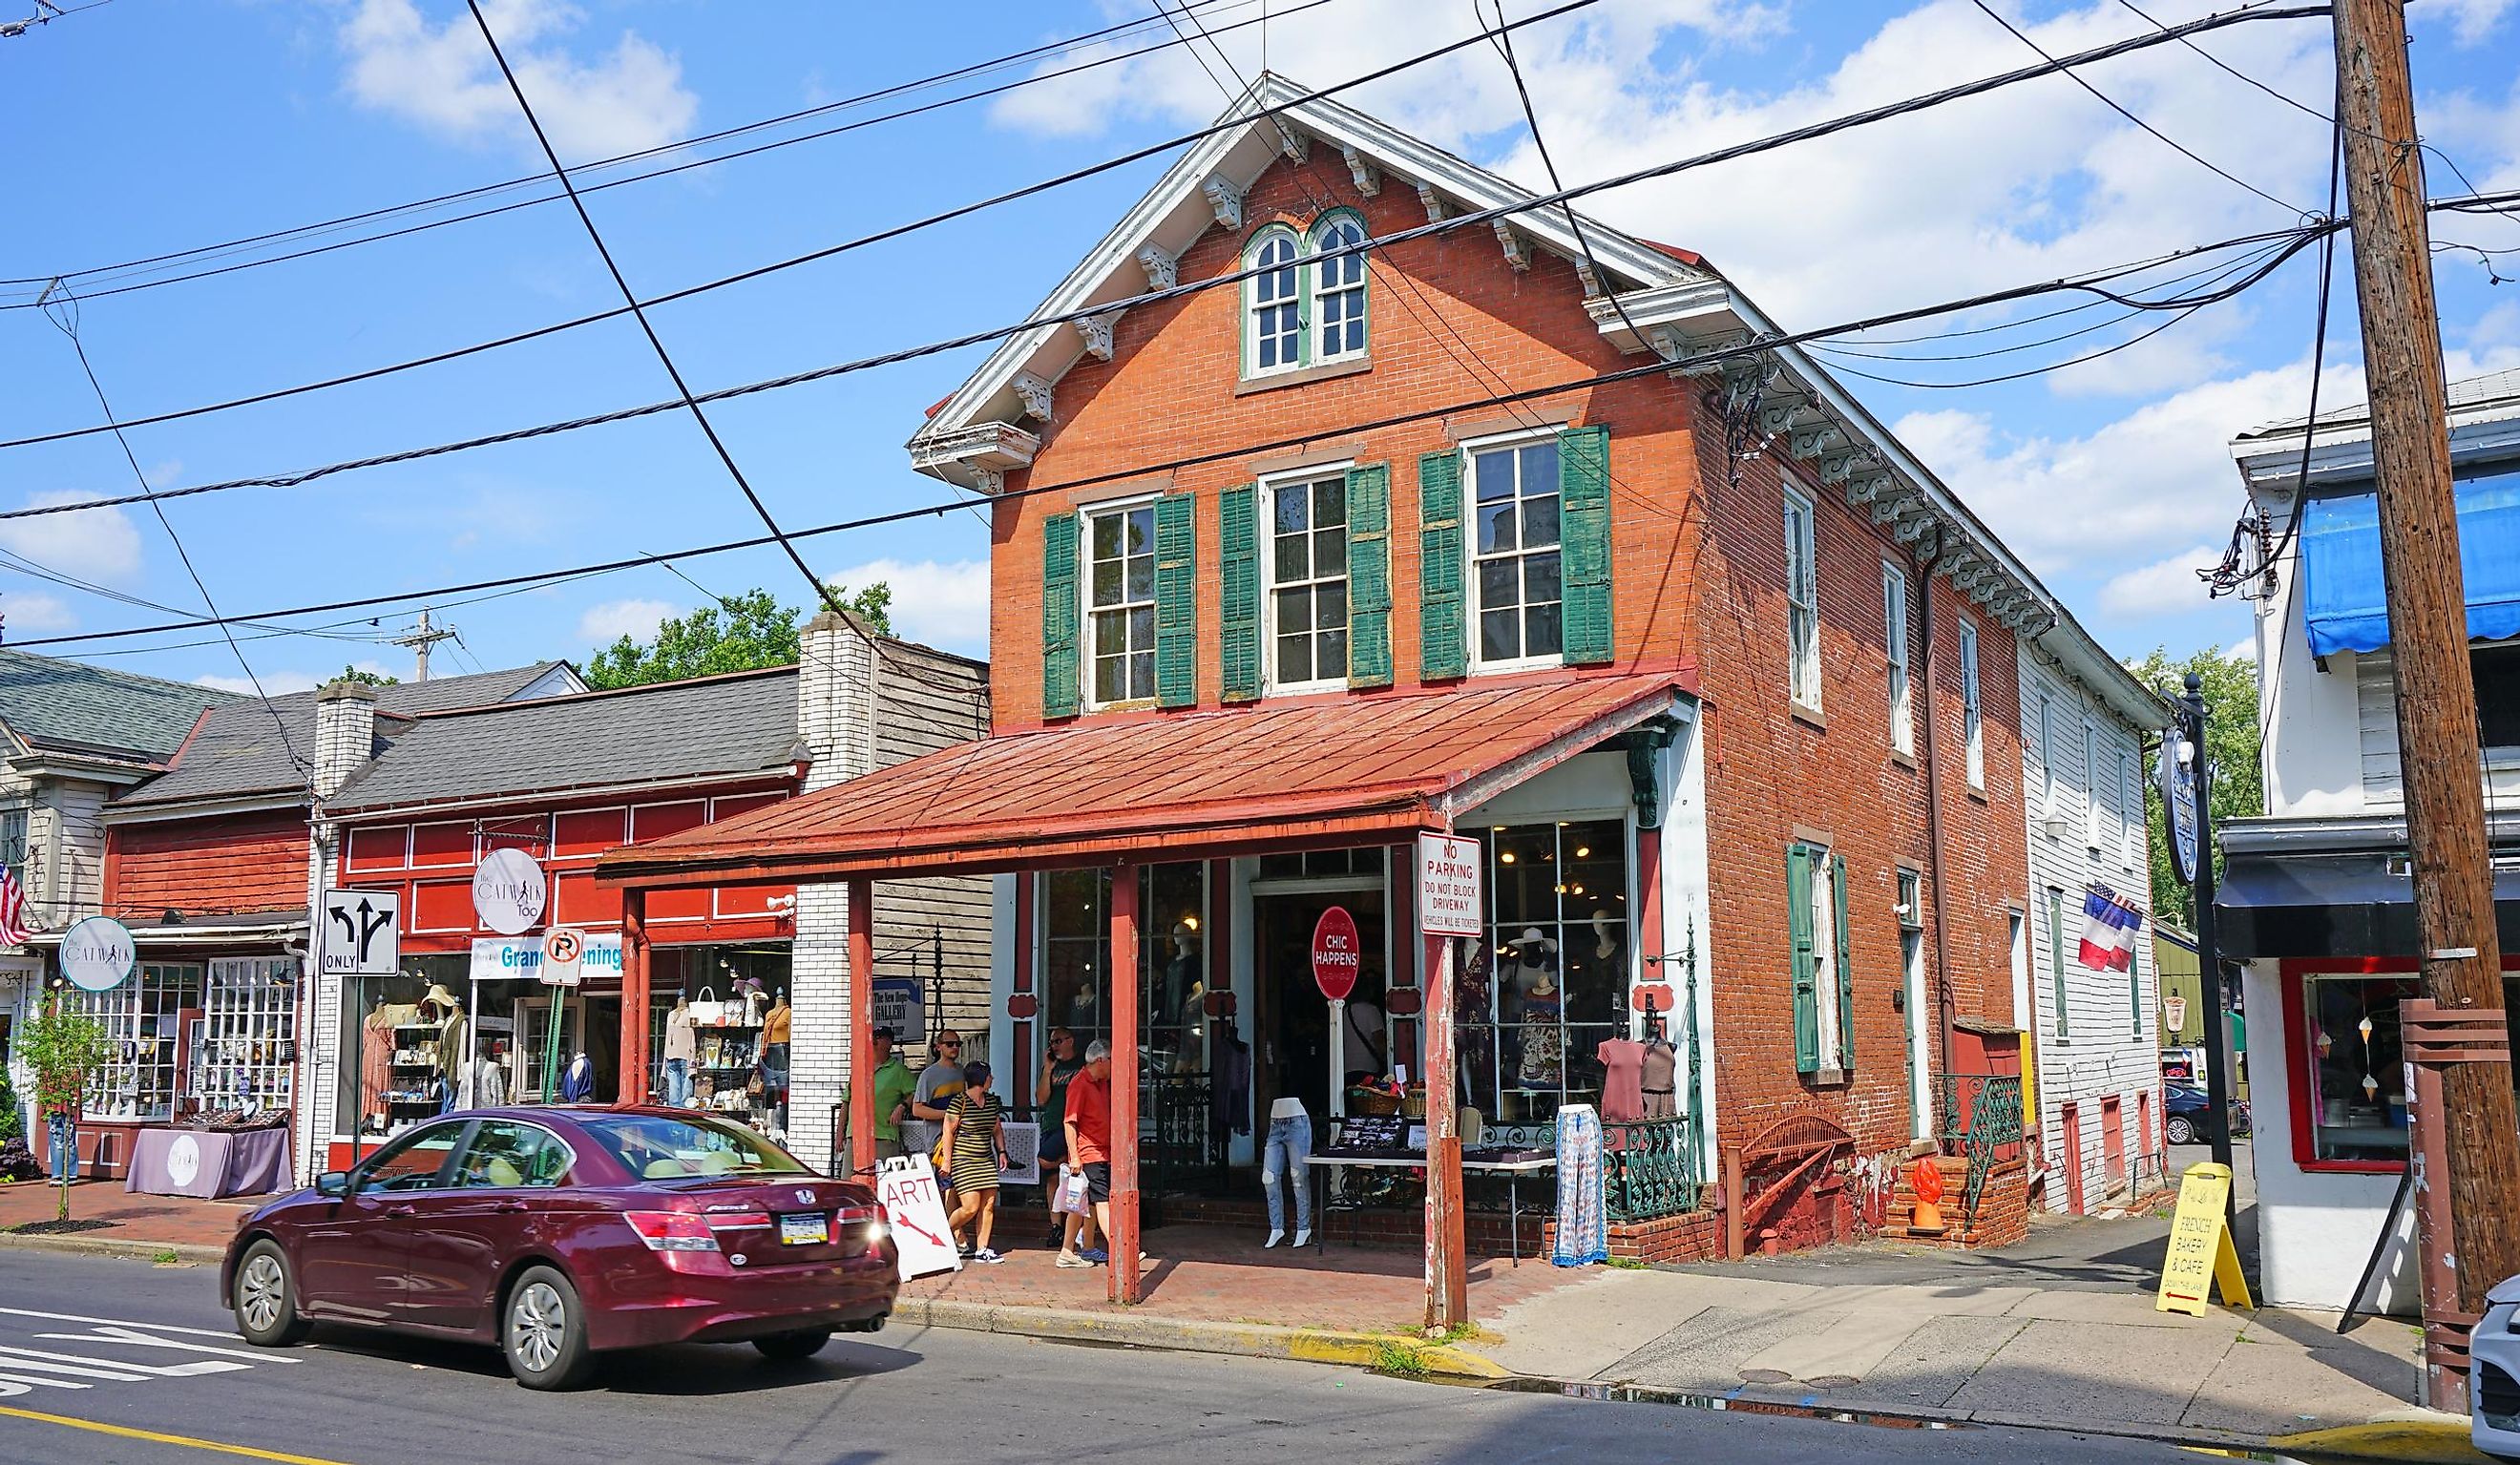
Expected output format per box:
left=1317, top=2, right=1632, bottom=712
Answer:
left=0, top=1249, right=2209, bottom=1464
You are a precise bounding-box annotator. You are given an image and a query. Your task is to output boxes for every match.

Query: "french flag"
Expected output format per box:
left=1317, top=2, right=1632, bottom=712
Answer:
left=2078, top=889, right=2140, bottom=972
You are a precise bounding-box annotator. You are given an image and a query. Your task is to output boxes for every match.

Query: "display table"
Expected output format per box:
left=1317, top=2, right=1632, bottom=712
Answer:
left=124, top=1126, right=294, bottom=1199
left=1308, top=1152, right=1557, bottom=1260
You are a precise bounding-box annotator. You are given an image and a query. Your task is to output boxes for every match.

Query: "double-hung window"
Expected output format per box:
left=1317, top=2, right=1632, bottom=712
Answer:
left=1470, top=433, right=1564, bottom=668
left=0, top=807, right=27, bottom=897
left=1247, top=229, right=1303, bottom=375
left=1268, top=471, right=1351, bottom=690
left=1883, top=563, right=1912, bottom=755
left=1312, top=215, right=1368, bottom=363
left=1085, top=502, right=1158, bottom=706
left=1787, top=842, right=1854, bottom=1077
left=1960, top=620, right=1984, bottom=789
left=1241, top=211, right=1372, bottom=379
left=1784, top=486, right=1820, bottom=710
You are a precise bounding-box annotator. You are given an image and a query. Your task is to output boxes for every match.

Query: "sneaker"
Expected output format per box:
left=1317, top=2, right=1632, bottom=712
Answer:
left=1054, top=1252, right=1093, bottom=1269
left=1078, top=1247, right=1110, bottom=1265
left=1264, top=1229, right=1285, bottom=1249
left=974, top=1247, right=1005, bottom=1265
left=1292, top=1228, right=1312, bottom=1248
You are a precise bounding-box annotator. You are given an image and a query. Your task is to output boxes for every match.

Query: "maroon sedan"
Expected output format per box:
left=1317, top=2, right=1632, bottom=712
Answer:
left=221, top=1107, right=897, bottom=1389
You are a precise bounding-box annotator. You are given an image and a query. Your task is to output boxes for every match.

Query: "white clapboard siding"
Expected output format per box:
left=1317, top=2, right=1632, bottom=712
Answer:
left=2356, top=648, right=2520, bottom=810
left=870, top=639, right=995, bottom=1050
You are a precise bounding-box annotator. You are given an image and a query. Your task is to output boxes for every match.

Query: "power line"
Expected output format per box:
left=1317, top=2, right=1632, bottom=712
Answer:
left=0, top=1, right=109, bottom=41
left=0, top=1, right=2326, bottom=454
left=2, top=220, right=2327, bottom=654
left=1968, top=0, right=2302, bottom=216
left=33, top=280, right=311, bottom=777
left=0, top=0, right=1341, bottom=310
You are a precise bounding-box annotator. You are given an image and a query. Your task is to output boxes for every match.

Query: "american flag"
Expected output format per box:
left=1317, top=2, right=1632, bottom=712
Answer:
left=0, top=866, right=31, bottom=947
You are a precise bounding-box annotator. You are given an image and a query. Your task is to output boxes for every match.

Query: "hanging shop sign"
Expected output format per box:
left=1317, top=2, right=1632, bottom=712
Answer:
left=2155, top=1161, right=2253, bottom=1316
left=540, top=927, right=588, bottom=988
left=472, top=847, right=548, bottom=935
left=59, top=916, right=136, bottom=994
left=470, top=933, right=620, bottom=984
left=872, top=977, right=924, bottom=1044
left=2158, top=724, right=2201, bottom=887
left=1312, top=906, right=1361, bottom=1002
left=873, top=1153, right=961, bottom=1281
left=1417, top=831, right=1484, bottom=937
left=321, top=889, right=401, bottom=976
left=2163, top=994, right=2189, bottom=1033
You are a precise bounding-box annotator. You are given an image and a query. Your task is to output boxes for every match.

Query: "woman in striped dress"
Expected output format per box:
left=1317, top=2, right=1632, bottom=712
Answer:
left=941, top=1062, right=1008, bottom=1264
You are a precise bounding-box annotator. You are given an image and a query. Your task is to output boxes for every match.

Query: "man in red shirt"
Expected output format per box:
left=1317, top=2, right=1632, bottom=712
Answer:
left=1056, top=1040, right=1113, bottom=1267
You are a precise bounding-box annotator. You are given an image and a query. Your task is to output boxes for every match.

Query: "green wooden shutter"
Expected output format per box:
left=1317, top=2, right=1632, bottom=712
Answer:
left=1558, top=424, right=1613, bottom=664
left=1418, top=450, right=1466, bottom=680
left=1219, top=485, right=1261, bottom=702
left=1154, top=492, right=1198, bottom=710
left=1041, top=512, right=1080, bottom=721
left=1831, top=852, right=1855, bottom=1069
left=1788, top=844, right=1818, bottom=1074
left=1346, top=463, right=1393, bottom=689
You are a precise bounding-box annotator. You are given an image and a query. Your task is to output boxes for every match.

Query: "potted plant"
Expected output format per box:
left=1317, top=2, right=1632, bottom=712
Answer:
left=18, top=989, right=109, bottom=1224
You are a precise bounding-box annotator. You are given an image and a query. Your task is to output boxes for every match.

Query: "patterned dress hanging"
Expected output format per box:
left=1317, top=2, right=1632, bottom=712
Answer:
left=1552, top=1102, right=1607, bottom=1266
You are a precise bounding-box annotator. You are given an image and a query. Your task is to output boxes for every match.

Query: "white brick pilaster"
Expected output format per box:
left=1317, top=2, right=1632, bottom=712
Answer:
left=788, top=614, right=877, bottom=1172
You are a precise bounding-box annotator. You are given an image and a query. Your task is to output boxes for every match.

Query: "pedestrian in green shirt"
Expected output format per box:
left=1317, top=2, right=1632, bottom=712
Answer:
left=868, top=1027, right=920, bottom=1162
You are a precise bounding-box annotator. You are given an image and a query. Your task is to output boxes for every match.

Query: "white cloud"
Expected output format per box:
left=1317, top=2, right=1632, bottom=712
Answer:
left=0, top=492, right=143, bottom=584
left=0, top=593, right=76, bottom=634
left=830, top=558, right=990, bottom=652
left=578, top=597, right=679, bottom=646
left=2099, top=542, right=2221, bottom=618
left=194, top=659, right=394, bottom=698
left=2414, top=0, right=2516, bottom=46
left=340, top=0, right=699, bottom=163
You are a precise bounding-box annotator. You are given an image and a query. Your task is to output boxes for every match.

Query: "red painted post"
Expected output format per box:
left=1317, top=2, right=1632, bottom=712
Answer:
left=847, top=878, right=876, bottom=1180
left=1422, top=927, right=1468, bottom=1330
left=620, top=889, right=649, bottom=1103
left=1109, top=866, right=1142, bottom=1305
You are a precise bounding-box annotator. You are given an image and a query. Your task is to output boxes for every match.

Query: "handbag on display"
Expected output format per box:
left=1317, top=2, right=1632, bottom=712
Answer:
left=687, top=985, right=727, bottom=1025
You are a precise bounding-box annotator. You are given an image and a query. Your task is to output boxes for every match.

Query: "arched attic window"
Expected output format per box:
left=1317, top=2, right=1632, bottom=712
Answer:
left=1245, top=226, right=1304, bottom=376
left=1310, top=211, right=1369, bottom=364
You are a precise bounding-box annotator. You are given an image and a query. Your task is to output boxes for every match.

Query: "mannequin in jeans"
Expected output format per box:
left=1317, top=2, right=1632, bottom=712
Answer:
left=1260, top=1096, right=1312, bottom=1248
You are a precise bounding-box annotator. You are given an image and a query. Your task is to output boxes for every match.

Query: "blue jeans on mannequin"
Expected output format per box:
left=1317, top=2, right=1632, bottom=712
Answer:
left=664, top=1057, right=691, bottom=1108
left=1260, top=1112, right=1312, bottom=1235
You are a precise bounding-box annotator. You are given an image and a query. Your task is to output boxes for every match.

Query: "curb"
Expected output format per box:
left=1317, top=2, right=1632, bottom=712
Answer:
left=891, top=1296, right=1508, bottom=1381
left=2267, top=1416, right=2490, bottom=1463
left=0, top=1231, right=225, bottom=1266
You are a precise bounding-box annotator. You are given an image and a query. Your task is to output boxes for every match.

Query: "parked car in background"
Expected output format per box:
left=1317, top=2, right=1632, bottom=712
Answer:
left=222, top=1107, right=897, bottom=1389
left=2474, top=1274, right=2520, bottom=1458
left=2163, top=1082, right=2252, bottom=1146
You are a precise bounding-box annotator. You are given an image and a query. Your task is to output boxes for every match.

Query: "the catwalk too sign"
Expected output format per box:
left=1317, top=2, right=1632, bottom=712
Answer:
left=1312, top=906, right=1360, bottom=1002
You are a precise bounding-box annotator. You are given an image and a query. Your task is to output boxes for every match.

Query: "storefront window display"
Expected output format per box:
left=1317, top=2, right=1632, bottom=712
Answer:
left=1042, top=864, right=1208, bottom=1067
left=1473, top=819, right=1629, bottom=1124
left=340, top=956, right=471, bottom=1141
left=641, top=946, right=793, bottom=1134
left=188, top=958, right=299, bottom=1118
left=75, top=962, right=204, bottom=1121
left=2298, top=971, right=2520, bottom=1162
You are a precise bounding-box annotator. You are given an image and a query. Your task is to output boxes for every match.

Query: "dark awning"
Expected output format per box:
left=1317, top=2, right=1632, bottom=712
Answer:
left=2216, top=848, right=2520, bottom=959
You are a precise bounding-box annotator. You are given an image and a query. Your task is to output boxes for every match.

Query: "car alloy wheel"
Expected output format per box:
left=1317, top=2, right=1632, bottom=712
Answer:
left=503, top=1265, right=594, bottom=1390
left=514, top=1283, right=565, bottom=1373
left=232, top=1240, right=310, bottom=1347
left=2167, top=1116, right=2196, bottom=1146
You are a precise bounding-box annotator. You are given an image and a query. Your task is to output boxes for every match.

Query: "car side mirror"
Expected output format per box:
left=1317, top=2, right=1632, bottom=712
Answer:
left=315, top=1171, right=349, bottom=1200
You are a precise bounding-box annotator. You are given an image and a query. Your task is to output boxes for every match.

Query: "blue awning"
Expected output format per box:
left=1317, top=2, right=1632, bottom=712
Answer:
left=2301, top=462, right=2520, bottom=656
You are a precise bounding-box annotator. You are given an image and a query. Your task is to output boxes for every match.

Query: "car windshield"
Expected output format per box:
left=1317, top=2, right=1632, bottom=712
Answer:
left=581, top=1114, right=808, bottom=1182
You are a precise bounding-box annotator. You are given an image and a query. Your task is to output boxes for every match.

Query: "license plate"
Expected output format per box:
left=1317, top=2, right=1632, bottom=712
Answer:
left=778, top=1213, right=829, bottom=1245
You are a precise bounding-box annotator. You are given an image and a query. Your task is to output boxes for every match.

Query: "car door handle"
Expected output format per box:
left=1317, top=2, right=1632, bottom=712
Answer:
left=494, top=1201, right=529, bottom=1214
left=387, top=1204, right=416, bottom=1218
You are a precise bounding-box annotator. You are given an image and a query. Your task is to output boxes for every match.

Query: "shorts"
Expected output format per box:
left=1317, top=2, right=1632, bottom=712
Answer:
left=1082, top=1161, right=1111, bottom=1203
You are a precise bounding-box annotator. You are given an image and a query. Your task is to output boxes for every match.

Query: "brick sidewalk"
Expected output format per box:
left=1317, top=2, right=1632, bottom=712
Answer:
left=0, top=1177, right=258, bottom=1250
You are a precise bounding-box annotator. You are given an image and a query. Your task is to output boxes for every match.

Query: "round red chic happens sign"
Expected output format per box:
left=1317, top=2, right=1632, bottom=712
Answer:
left=1311, top=906, right=1362, bottom=1002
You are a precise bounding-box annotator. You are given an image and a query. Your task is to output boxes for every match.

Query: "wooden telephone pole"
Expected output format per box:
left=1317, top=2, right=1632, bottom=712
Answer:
left=2332, top=0, right=2520, bottom=1316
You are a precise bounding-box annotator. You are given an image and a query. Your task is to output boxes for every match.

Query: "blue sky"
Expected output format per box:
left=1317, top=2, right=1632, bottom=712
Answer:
left=3, top=0, right=2516, bottom=693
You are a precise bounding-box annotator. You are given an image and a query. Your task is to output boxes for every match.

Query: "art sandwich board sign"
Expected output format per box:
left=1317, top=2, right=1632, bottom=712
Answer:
left=873, top=1153, right=961, bottom=1282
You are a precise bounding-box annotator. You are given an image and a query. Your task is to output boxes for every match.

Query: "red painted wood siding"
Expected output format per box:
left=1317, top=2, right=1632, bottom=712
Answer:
left=107, top=811, right=305, bottom=918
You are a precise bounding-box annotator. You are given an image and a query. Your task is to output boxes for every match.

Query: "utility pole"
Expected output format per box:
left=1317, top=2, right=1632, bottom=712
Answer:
left=2331, top=0, right=2520, bottom=1318
left=2180, top=677, right=2236, bottom=1185
left=391, top=609, right=457, bottom=682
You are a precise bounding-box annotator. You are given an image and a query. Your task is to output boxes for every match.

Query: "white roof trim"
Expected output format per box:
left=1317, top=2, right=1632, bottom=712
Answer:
left=906, top=73, right=1708, bottom=480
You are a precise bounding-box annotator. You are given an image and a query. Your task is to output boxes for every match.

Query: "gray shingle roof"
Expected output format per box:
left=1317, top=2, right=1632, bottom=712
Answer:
left=0, top=649, right=240, bottom=764
left=326, top=668, right=799, bottom=813
left=117, top=662, right=578, bottom=808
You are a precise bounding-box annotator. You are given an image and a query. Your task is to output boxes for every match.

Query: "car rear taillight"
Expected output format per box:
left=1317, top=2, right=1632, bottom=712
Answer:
left=704, top=1210, right=773, bottom=1232
left=624, top=1211, right=720, bottom=1252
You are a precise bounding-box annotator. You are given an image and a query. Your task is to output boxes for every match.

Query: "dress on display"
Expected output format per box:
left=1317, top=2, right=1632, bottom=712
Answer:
left=1640, top=1040, right=1679, bottom=1120
left=1518, top=989, right=1563, bottom=1088
left=1595, top=1038, right=1646, bottom=1123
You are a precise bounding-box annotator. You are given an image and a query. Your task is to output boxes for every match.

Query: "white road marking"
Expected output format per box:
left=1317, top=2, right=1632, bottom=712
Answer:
left=0, top=1346, right=248, bottom=1378
left=0, top=1375, right=91, bottom=1395
left=37, top=1326, right=293, bottom=1364
left=0, top=1305, right=243, bottom=1340
left=0, top=1353, right=154, bottom=1383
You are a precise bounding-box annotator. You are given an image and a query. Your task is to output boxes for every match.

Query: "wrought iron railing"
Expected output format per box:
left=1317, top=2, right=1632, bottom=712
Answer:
left=1937, top=1074, right=2024, bottom=1231
left=1603, top=1114, right=1702, bottom=1224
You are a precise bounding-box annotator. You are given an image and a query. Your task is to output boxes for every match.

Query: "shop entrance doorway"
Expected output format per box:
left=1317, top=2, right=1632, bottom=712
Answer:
left=1255, top=887, right=1389, bottom=1122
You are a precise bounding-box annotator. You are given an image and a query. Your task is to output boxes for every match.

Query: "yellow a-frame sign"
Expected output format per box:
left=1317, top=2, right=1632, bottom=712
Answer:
left=2157, top=1162, right=2254, bottom=1315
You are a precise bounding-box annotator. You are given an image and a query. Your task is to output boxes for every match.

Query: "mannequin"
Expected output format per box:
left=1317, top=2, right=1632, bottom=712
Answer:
left=1260, top=1096, right=1312, bottom=1248
left=560, top=1050, right=596, bottom=1103
left=1455, top=939, right=1493, bottom=1109
left=1510, top=930, right=1562, bottom=1089
left=1595, top=1029, right=1646, bottom=1123
left=473, top=1039, right=511, bottom=1109
left=762, top=991, right=792, bottom=1128
left=663, top=993, right=698, bottom=1108
left=1640, top=1013, right=1679, bottom=1120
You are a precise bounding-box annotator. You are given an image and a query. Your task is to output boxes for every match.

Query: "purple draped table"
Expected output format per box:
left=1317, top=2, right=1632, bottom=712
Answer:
left=124, top=1126, right=294, bottom=1199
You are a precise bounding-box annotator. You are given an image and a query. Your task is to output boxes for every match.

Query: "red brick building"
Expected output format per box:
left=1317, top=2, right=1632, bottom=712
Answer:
left=602, top=78, right=2144, bottom=1299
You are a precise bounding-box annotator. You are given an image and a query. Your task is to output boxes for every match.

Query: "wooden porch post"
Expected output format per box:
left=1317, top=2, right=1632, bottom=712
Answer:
left=620, top=889, right=650, bottom=1103
left=1109, top=865, right=1143, bottom=1305
left=847, top=878, right=876, bottom=1179
left=1422, top=921, right=1468, bottom=1330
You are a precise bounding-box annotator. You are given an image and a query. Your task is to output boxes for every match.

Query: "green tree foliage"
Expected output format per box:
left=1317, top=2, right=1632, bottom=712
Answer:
left=582, top=585, right=892, bottom=690
left=2132, top=645, right=2264, bottom=926
left=333, top=664, right=397, bottom=686
left=19, top=991, right=111, bottom=1220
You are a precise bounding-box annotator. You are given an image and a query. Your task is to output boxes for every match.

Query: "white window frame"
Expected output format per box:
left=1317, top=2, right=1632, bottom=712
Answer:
left=1463, top=429, right=1568, bottom=676
left=1883, top=562, right=1912, bottom=755
left=1785, top=485, right=1820, bottom=712
left=1082, top=496, right=1161, bottom=711
left=2121, top=743, right=2142, bottom=871
left=2037, top=694, right=2057, bottom=814
left=1960, top=620, right=1984, bottom=789
left=1260, top=464, right=1354, bottom=696
left=1811, top=848, right=1843, bottom=1074
left=2084, top=715, right=2105, bottom=849
left=1309, top=213, right=1369, bottom=366
left=1244, top=226, right=1305, bottom=379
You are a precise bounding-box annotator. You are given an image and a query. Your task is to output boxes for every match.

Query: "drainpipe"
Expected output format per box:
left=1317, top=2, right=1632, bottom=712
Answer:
left=1912, top=533, right=1959, bottom=1097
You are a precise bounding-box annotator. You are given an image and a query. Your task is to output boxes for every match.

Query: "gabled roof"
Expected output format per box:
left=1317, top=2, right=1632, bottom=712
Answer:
left=598, top=671, right=1691, bottom=887
left=326, top=667, right=800, bottom=815
left=0, top=649, right=239, bottom=765
left=116, top=661, right=585, bottom=810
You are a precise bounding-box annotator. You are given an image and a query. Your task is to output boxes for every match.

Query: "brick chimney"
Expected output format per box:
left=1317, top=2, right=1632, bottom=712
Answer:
left=788, top=610, right=879, bottom=1174
left=795, top=610, right=878, bottom=794
left=313, top=680, right=378, bottom=802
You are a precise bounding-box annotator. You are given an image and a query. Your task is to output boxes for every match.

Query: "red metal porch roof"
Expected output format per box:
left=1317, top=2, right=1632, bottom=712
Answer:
left=597, top=670, right=1692, bottom=888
